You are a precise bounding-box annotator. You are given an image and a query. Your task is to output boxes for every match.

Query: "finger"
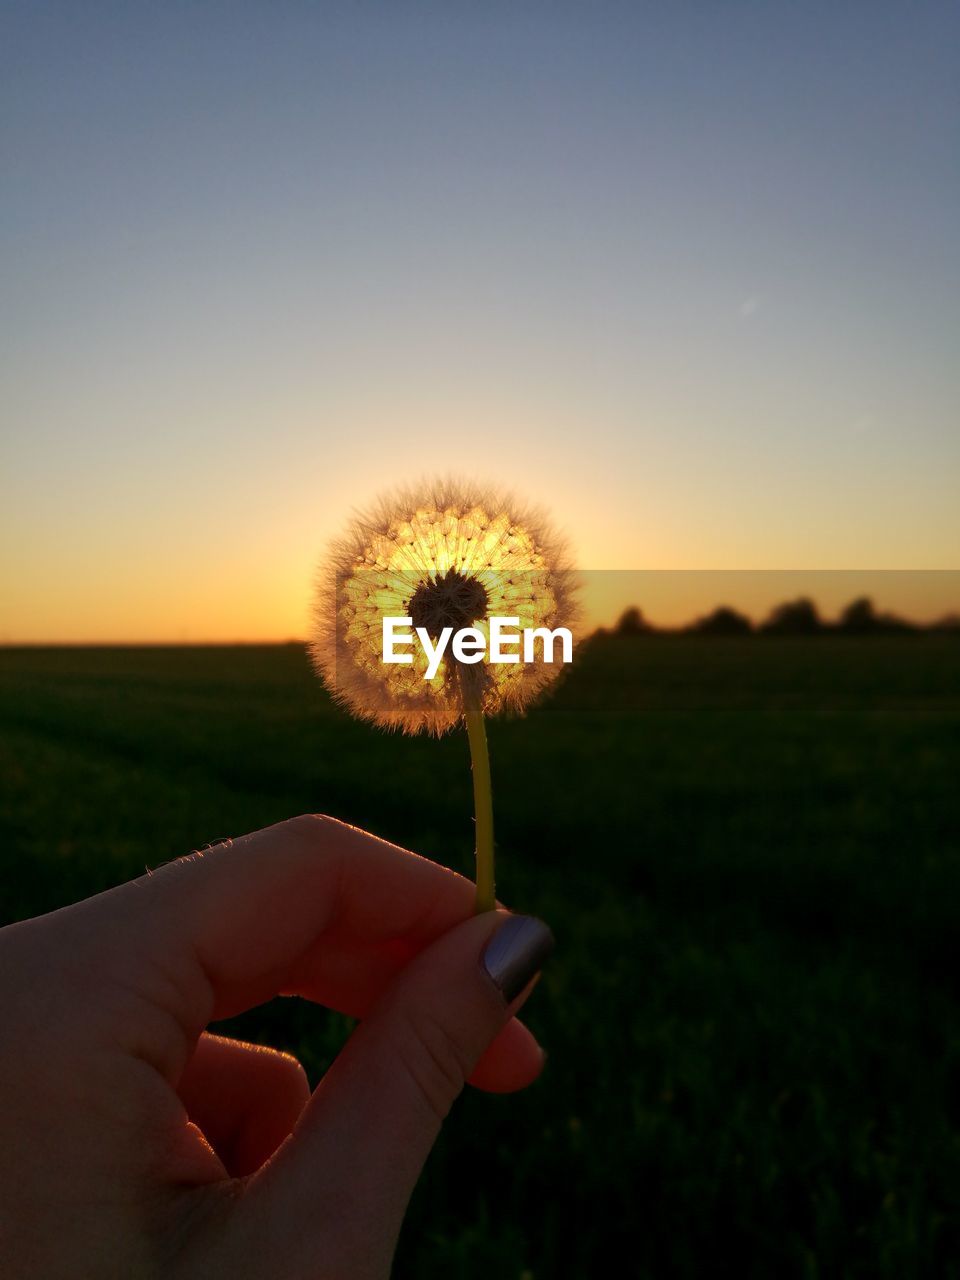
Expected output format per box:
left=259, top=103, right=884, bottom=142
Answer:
left=60, top=816, right=479, bottom=1079
left=468, top=1009, right=546, bottom=1094
left=239, top=911, right=553, bottom=1279
left=150, top=817, right=476, bottom=1003
left=176, top=1033, right=310, bottom=1177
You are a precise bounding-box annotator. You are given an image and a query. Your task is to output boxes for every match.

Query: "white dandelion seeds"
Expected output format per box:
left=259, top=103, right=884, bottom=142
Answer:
left=309, top=477, right=581, bottom=736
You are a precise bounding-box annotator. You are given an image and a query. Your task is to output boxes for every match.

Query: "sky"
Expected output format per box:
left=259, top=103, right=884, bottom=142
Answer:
left=2, top=1, right=958, bottom=641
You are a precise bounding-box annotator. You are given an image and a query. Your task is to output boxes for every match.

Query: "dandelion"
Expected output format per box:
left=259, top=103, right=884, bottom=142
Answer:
left=310, top=477, right=580, bottom=912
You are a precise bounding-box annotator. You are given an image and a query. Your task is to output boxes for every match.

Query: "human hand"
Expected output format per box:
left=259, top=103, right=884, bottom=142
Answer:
left=0, top=815, right=553, bottom=1279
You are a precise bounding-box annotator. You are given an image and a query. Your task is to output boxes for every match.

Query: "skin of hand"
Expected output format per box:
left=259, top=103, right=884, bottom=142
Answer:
left=0, top=815, right=552, bottom=1280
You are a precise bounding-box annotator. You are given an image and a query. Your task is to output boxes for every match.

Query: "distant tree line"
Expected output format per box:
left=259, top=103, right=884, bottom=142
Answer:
left=605, top=598, right=960, bottom=638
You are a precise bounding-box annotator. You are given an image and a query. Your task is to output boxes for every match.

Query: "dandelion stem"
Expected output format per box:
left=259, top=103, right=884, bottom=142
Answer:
left=460, top=677, right=495, bottom=914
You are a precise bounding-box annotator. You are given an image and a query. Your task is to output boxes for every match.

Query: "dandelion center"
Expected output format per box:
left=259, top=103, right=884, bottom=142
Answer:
left=408, top=569, right=489, bottom=639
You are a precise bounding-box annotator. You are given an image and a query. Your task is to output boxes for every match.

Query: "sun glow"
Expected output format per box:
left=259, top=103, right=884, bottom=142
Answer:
left=310, top=480, right=581, bottom=734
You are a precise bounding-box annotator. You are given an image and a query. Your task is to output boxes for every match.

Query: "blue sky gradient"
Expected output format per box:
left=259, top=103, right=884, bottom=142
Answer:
left=2, top=2, right=957, bottom=639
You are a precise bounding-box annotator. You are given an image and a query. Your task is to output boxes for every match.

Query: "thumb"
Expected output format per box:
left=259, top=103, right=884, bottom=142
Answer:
left=240, top=910, right=553, bottom=1279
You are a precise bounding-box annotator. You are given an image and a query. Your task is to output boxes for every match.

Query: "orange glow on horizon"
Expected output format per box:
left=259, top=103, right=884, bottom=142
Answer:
left=2, top=560, right=958, bottom=646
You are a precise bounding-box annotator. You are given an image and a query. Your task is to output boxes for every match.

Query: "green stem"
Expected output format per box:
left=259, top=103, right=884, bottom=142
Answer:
left=460, top=676, right=495, bottom=914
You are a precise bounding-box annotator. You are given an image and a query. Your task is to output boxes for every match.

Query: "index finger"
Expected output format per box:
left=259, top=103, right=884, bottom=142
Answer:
left=56, top=816, right=477, bottom=1070
left=149, top=813, right=476, bottom=990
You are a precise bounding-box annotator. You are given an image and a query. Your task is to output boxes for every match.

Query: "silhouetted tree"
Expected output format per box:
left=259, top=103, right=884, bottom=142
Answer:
left=838, top=597, right=877, bottom=632
left=761, top=597, right=823, bottom=635
left=615, top=606, right=653, bottom=635
left=837, top=596, right=914, bottom=634
left=688, top=605, right=753, bottom=636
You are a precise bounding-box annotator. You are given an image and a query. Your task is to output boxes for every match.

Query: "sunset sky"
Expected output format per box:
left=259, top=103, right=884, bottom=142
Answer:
left=2, top=3, right=958, bottom=641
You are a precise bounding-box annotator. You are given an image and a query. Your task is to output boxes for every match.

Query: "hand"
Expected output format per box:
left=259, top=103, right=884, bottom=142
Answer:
left=0, top=815, right=553, bottom=1279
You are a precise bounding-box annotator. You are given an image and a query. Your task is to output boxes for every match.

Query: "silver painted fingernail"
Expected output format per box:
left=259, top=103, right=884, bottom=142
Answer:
left=481, top=915, right=555, bottom=1003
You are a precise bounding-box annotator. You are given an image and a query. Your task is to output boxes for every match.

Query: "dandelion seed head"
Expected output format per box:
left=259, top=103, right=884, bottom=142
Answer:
left=310, top=477, right=581, bottom=734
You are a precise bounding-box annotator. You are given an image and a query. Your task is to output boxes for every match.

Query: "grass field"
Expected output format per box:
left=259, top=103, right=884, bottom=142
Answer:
left=1, top=636, right=959, bottom=1278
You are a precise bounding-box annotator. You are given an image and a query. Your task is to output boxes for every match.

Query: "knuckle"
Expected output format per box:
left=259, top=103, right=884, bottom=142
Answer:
left=281, top=812, right=344, bottom=847
left=396, top=1006, right=471, bottom=1122
left=283, top=812, right=331, bottom=836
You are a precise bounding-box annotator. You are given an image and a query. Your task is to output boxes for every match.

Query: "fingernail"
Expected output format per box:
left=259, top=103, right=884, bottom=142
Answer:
left=481, top=915, right=555, bottom=1003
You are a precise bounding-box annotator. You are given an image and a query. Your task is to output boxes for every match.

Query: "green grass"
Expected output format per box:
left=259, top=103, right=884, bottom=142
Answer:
left=1, top=636, right=959, bottom=1277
